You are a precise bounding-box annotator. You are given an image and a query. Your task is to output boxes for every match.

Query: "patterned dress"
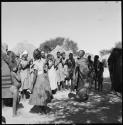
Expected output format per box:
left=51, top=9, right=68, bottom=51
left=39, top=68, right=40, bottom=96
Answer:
left=29, top=59, right=52, bottom=106
left=28, top=64, right=35, bottom=92
left=2, top=53, right=13, bottom=98
left=20, top=59, right=30, bottom=91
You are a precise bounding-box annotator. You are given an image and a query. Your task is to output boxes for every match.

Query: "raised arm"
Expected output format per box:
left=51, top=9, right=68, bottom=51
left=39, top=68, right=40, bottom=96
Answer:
left=54, top=58, right=62, bottom=69
left=11, top=71, right=21, bottom=82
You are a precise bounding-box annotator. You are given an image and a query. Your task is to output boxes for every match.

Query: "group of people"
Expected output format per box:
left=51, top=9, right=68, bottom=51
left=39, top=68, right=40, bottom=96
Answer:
left=2, top=43, right=105, bottom=118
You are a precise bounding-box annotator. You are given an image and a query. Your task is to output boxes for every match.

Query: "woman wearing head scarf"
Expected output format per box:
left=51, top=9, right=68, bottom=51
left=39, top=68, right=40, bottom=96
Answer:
left=19, top=50, right=31, bottom=100
left=29, top=49, right=52, bottom=114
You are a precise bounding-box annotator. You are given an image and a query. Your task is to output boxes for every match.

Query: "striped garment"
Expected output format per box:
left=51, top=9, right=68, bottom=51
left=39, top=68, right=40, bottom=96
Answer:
left=2, top=59, right=13, bottom=98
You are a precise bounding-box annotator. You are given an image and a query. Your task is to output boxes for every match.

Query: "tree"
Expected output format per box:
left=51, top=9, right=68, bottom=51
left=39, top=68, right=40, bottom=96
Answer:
left=99, top=41, right=122, bottom=57
left=62, top=38, right=78, bottom=55
left=42, top=45, right=52, bottom=53
left=39, top=37, right=65, bottom=52
left=12, top=41, right=36, bottom=58
left=39, top=37, right=78, bottom=54
left=115, top=41, right=122, bottom=49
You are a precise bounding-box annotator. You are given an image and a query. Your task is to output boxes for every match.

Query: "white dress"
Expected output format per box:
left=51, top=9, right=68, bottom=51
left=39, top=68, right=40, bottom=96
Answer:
left=48, top=60, right=57, bottom=90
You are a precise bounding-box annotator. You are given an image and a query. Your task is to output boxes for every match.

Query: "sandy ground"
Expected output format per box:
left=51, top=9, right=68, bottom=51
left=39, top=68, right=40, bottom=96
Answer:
left=2, top=81, right=122, bottom=124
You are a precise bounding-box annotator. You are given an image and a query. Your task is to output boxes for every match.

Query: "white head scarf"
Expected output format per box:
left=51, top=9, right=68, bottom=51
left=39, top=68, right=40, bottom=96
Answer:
left=22, top=50, right=28, bottom=55
left=20, top=50, right=28, bottom=59
left=41, top=51, right=45, bottom=54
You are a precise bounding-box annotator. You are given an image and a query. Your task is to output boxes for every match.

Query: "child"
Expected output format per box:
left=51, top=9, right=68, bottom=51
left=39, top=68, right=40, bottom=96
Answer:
left=47, top=54, right=57, bottom=95
left=97, top=62, right=104, bottom=91
left=10, top=66, right=21, bottom=117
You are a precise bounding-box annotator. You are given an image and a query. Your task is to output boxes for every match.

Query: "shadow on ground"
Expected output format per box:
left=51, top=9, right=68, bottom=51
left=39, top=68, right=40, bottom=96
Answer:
left=47, top=81, right=122, bottom=124
left=48, top=92, right=122, bottom=123
left=2, top=78, right=122, bottom=124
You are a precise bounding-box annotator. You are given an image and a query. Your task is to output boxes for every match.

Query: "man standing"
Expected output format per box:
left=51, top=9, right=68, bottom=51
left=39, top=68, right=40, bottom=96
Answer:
left=87, top=55, right=94, bottom=89
left=60, top=52, right=67, bottom=90
left=73, top=50, right=90, bottom=101
left=97, top=61, right=104, bottom=91
left=54, top=51, right=62, bottom=91
left=93, top=55, right=100, bottom=90
left=108, top=48, right=122, bottom=93
left=65, top=53, right=75, bottom=92
left=75, top=50, right=89, bottom=91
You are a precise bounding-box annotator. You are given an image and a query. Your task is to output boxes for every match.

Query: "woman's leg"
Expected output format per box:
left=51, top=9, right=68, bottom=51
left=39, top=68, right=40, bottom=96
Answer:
left=94, top=73, right=98, bottom=90
left=12, top=88, right=18, bottom=117
left=98, top=80, right=100, bottom=91
left=65, top=79, right=69, bottom=90
left=71, top=79, right=75, bottom=92
left=23, top=89, right=28, bottom=100
left=61, top=81, right=65, bottom=90
left=100, top=78, right=103, bottom=91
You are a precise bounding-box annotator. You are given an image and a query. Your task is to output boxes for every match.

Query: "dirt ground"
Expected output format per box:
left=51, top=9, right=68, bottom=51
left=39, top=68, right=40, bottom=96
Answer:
left=2, top=81, right=122, bottom=124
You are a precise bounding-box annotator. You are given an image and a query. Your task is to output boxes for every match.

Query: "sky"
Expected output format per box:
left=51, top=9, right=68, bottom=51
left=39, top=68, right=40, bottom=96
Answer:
left=2, top=2, right=121, bottom=55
